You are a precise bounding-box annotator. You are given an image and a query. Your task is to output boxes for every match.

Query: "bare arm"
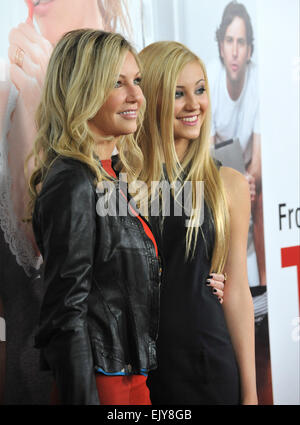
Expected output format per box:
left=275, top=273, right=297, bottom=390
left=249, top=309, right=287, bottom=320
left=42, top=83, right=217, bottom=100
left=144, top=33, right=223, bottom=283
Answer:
left=246, top=133, right=262, bottom=193
left=220, top=166, right=257, bottom=405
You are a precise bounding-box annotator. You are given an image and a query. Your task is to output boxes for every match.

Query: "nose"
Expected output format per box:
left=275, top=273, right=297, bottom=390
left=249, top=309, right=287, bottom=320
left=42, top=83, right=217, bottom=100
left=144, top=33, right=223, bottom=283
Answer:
left=232, top=40, right=238, bottom=58
left=126, top=84, right=143, bottom=104
left=185, top=94, right=199, bottom=111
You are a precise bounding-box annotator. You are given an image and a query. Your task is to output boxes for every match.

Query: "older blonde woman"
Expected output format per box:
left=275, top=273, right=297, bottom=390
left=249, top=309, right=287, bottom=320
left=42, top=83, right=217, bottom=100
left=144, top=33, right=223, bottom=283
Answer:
left=28, top=29, right=161, bottom=405
left=0, top=0, right=132, bottom=405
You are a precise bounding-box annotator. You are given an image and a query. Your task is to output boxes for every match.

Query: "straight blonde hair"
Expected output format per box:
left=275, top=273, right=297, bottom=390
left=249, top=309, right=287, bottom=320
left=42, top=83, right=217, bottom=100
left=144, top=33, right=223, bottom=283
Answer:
left=27, top=29, right=144, bottom=218
left=138, top=41, right=230, bottom=273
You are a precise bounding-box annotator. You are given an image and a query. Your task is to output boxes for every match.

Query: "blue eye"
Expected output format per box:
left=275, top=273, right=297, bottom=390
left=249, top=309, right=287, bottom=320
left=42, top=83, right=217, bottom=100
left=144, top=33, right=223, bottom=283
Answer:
left=175, top=90, right=184, bottom=99
left=114, top=80, right=122, bottom=88
left=134, top=77, right=142, bottom=85
left=196, top=87, right=206, bottom=95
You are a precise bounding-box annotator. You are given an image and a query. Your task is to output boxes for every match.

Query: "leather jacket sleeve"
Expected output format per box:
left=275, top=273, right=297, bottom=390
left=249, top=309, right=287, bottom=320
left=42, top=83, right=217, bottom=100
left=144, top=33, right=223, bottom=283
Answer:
left=33, top=162, right=99, bottom=405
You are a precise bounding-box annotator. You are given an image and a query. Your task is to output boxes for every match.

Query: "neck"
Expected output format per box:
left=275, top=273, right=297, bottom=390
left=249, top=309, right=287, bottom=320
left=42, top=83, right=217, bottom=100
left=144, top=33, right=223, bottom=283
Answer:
left=94, top=139, right=117, bottom=161
left=226, top=71, right=246, bottom=101
left=174, top=138, right=189, bottom=162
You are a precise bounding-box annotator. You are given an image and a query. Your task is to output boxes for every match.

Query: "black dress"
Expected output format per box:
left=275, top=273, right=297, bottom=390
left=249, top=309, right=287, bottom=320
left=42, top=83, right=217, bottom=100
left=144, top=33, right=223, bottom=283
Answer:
left=147, top=179, right=240, bottom=405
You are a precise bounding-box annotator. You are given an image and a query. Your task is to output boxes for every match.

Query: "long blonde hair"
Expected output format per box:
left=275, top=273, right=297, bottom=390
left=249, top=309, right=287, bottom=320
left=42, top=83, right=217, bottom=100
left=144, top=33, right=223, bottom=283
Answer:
left=138, top=41, right=230, bottom=273
left=27, top=29, right=144, bottom=218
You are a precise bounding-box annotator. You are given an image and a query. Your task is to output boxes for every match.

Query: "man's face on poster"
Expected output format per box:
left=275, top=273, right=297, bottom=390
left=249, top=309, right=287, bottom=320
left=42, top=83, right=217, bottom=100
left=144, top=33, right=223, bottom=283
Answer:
left=220, top=16, right=251, bottom=84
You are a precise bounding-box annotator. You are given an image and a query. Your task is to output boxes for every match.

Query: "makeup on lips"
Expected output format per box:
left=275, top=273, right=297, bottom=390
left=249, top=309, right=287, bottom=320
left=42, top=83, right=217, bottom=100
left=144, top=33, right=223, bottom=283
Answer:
left=177, top=114, right=200, bottom=126
left=118, top=109, right=138, bottom=120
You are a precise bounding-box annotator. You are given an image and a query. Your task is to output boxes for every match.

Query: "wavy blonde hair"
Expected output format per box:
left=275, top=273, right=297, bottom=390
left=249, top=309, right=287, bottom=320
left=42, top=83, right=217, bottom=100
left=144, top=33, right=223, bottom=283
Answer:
left=27, top=29, right=144, bottom=218
left=138, top=41, right=230, bottom=273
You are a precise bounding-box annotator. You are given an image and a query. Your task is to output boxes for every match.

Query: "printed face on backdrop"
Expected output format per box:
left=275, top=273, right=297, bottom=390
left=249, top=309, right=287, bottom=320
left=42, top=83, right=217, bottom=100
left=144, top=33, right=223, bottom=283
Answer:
left=173, top=61, right=209, bottom=145
left=88, top=51, right=144, bottom=139
left=26, top=0, right=101, bottom=45
left=220, top=16, right=251, bottom=84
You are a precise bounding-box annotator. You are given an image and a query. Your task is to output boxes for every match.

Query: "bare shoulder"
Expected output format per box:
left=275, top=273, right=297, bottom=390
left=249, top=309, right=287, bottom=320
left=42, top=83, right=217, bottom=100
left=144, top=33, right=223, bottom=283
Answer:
left=219, top=166, right=250, bottom=212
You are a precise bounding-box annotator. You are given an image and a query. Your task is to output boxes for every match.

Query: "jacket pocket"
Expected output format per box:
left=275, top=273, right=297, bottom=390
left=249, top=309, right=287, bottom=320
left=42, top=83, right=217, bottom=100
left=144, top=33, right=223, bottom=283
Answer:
left=91, top=338, right=126, bottom=374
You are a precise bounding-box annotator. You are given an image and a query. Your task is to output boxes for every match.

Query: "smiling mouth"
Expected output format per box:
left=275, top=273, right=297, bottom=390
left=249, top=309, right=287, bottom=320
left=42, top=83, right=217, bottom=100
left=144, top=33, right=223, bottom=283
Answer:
left=119, top=110, right=138, bottom=119
left=177, top=115, right=199, bottom=125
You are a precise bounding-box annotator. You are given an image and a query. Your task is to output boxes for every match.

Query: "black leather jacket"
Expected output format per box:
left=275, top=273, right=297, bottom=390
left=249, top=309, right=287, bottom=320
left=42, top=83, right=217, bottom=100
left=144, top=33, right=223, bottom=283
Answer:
left=32, top=156, right=161, bottom=405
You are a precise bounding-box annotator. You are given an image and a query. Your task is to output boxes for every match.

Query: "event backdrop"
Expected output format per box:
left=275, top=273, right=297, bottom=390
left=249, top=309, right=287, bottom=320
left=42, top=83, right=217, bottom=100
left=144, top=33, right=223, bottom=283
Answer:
left=0, top=0, right=299, bottom=405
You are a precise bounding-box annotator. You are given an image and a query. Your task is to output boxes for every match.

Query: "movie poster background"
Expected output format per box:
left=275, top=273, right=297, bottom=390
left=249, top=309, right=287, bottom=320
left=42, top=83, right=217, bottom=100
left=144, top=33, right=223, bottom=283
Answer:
left=0, top=0, right=299, bottom=405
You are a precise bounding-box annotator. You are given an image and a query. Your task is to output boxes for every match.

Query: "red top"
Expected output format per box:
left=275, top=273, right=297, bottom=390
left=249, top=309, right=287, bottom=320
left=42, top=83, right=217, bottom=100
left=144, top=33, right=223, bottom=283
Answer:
left=101, top=160, right=158, bottom=257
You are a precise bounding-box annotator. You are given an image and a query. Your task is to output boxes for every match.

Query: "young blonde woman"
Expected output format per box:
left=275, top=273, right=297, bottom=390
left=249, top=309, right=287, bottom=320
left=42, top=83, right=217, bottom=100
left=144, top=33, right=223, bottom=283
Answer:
left=27, top=29, right=162, bottom=405
left=138, top=41, right=257, bottom=405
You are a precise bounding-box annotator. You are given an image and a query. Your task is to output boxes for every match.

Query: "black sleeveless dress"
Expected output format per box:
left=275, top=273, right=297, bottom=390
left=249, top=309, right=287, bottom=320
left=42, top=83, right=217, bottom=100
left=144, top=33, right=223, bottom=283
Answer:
left=147, top=175, right=240, bottom=405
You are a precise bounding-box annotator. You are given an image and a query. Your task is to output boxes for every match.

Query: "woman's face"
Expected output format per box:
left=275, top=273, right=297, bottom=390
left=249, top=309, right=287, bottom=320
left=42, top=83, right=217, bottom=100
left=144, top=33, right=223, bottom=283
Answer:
left=173, top=61, right=209, bottom=145
left=28, top=0, right=102, bottom=45
left=88, top=51, right=144, bottom=139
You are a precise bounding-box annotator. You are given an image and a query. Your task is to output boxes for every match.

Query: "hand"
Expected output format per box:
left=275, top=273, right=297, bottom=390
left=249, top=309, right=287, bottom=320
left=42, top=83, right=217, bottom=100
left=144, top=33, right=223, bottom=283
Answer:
left=206, top=273, right=226, bottom=304
left=6, top=19, right=52, bottom=250
left=8, top=19, right=53, bottom=114
left=245, top=172, right=256, bottom=202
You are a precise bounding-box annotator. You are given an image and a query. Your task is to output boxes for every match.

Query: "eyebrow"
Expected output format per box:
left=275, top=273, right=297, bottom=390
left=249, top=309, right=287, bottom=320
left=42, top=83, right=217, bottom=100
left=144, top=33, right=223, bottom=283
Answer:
left=176, top=79, right=205, bottom=88
left=225, top=35, right=246, bottom=41
left=119, top=71, right=141, bottom=78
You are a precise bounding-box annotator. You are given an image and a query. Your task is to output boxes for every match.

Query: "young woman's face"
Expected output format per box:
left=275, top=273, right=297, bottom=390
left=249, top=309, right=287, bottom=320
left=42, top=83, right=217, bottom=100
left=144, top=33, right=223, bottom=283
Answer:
left=173, top=61, right=209, bottom=144
left=88, top=51, right=144, bottom=139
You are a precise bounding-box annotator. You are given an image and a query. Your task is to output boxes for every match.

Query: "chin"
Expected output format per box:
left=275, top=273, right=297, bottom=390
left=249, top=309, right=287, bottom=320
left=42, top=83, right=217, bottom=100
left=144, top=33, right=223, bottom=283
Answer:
left=122, top=125, right=138, bottom=135
left=115, top=128, right=137, bottom=137
left=181, top=130, right=201, bottom=140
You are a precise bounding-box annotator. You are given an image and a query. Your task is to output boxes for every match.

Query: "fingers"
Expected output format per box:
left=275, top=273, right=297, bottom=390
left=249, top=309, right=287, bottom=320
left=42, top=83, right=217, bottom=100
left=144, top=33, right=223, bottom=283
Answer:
left=206, top=278, right=224, bottom=291
left=8, top=45, right=40, bottom=82
left=9, top=64, right=41, bottom=113
left=9, top=22, right=51, bottom=51
left=206, top=275, right=224, bottom=304
left=245, top=173, right=256, bottom=201
left=209, top=272, right=225, bottom=282
left=9, top=23, right=52, bottom=76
